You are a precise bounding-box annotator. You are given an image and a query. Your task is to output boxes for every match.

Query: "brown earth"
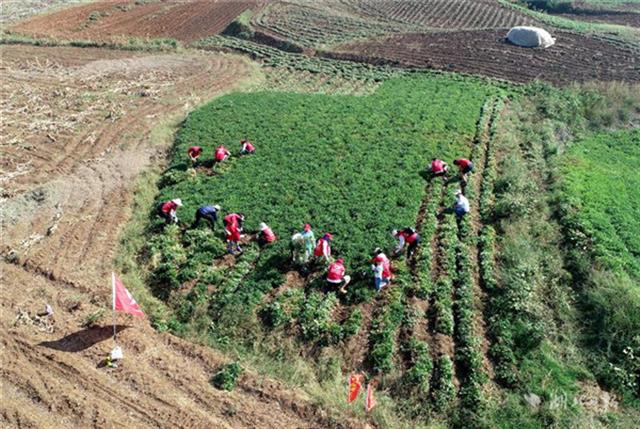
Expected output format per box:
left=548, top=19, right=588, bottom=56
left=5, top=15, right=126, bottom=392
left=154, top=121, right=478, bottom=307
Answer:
left=542, top=0, right=640, bottom=27
left=0, top=44, right=363, bottom=429
left=9, top=0, right=260, bottom=43
left=326, top=30, right=640, bottom=85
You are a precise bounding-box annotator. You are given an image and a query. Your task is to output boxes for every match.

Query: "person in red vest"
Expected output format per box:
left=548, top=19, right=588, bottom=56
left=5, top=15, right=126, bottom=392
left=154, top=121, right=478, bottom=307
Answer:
left=258, top=222, right=276, bottom=245
left=225, top=220, right=242, bottom=254
left=314, top=233, right=333, bottom=264
left=215, top=145, right=231, bottom=163
left=187, top=146, right=202, bottom=164
left=392, top=227, right=421, bottom=259
left=453, top=158, right=474, bottom=183
left=240, top=139, right=256, bottom=155
left=223, top=212, right=245, bottom=231
left=429, top=158, right=448, bottom=178
left=371, top=248, right=391, bottom=292
left=327, top=258, right=351, bottom=294
left=157, top=198, right=182, bottom=224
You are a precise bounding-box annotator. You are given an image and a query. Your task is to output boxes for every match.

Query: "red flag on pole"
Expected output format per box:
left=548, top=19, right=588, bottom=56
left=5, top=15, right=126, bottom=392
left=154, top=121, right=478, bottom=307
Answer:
left=113, top=273, right=144, bottom=317
left=347, top=374, right=363, bottom=403
left=365, top=382, right=376, bottom=412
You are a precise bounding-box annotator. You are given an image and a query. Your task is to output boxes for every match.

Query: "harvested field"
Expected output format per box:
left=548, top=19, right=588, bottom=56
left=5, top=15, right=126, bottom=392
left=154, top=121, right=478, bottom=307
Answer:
left=251, top=0, right=536, bottom=49
left=327, top=30, right=640, bottom=85
left=9, top=0, right=259, bottom=43
left=338, top=0, right=536, bottom=29
left=0, top=45, right=348, bottom=429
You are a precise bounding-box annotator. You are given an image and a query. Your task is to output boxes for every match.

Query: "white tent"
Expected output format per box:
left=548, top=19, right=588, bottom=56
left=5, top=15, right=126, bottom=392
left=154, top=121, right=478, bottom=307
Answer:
left=507, top=26, right=556, bottom=48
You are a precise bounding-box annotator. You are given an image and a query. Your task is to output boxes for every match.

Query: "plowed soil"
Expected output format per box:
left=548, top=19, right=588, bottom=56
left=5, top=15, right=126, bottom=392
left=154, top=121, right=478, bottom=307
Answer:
left=10, top=0, right=259, bottom=43
left=327, top=30, right=640, bottom=85
left=0, top=45, right=358, bottom=429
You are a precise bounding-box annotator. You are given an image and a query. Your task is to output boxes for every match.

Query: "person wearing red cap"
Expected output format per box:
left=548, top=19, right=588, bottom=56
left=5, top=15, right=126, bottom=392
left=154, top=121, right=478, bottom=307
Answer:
left=327, top=258, right=351, bottom=294
left=392, top=227, right=421, bottom=259
left=157, top=198, right=183, bottom=224
left=300, top=223, right=315, bottom=263
left=239, top=139, right=255, bottom=155
left=187, top=146, right=203, bottom=164
left=453, top=158, right=474, bottom=183
left=429, top=158, right=448, bottom=178
left=371, top=248, right=391, bottom=292
left=314, top=233, right=333, bottom=264
left=215, top=145, right=231, bottom=163
left=258, top=222, right=276, bottom=245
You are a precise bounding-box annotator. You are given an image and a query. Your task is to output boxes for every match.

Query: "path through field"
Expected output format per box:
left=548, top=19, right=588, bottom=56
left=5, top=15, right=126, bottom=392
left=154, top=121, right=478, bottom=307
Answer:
left=0, top=45, right=359, bottom=429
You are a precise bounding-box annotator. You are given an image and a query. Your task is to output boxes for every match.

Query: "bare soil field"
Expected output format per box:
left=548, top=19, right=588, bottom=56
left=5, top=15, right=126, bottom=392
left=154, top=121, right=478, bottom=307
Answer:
left=337, top=0, right=536, bottom=29
left=0, top=45, right=354, bottom=429
left=327, top=30, right=640, bottom=85
left=9, top=0, right=259, bottom=43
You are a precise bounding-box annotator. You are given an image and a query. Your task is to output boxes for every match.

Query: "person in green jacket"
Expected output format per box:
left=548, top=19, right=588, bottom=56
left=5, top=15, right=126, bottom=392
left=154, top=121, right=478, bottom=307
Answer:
left=301, top=223, right=315, bottom=263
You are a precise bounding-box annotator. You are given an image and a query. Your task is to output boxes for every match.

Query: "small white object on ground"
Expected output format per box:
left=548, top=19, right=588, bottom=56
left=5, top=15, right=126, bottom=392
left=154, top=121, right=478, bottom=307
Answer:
left=110, top=346, right=123, bottom=360
left=507, top=26, right=555, bottom=48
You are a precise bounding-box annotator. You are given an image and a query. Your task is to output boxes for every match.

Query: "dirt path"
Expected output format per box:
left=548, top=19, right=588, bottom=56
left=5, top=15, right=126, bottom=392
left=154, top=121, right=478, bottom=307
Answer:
left=0, top=44, right=361, bottom=429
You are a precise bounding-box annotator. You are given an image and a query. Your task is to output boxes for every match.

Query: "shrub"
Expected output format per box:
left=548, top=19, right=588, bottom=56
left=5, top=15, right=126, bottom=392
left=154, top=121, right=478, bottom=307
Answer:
left=211, top=362, right=243, bottom=391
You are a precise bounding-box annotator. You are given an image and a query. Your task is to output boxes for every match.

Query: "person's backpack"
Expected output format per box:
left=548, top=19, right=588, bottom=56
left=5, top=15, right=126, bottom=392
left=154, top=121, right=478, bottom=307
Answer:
left=314, top=239, right=324, bottom=257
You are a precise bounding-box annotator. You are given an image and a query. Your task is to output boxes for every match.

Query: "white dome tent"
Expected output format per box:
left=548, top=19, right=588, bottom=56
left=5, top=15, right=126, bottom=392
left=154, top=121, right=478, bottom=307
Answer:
left=507, top=26, right=556, bottom=48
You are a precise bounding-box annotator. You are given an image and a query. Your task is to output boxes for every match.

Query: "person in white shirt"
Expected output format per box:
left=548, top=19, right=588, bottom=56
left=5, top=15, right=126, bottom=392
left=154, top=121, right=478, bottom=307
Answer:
left=453, top=190, right=470, bottom=217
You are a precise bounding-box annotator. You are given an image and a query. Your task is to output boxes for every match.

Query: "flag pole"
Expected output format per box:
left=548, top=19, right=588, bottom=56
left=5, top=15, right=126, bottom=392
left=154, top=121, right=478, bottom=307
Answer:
left=112, top=272, right=117, bottom=343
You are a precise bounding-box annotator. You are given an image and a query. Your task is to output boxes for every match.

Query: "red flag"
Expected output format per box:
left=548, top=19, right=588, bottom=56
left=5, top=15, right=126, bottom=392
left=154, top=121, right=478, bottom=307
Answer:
left=365, top=382, right=376, bottom=412
left=113, top=273, right=144, bottom=317
left=347, top=374, right=363, bottom=403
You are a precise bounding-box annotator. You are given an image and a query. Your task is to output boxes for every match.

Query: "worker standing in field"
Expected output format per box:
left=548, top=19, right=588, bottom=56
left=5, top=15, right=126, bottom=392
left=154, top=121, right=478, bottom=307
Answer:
left=392, top=227, right=421, bottom=259
left=301, top=224, right=315, bottom=263
left=371, top=248, right=391, bottom=292
left=314, top=233, right=333, bottom=265
left=225, top=221, right=242, bottom=255
left=239, top=139, right=256, bottom=155
left=192, top=204, right=220, bottom=229
left=215, top=145, right=231, bottom=164
left=291, top=231, right=305, bottom=265
left=258, top=222, right=277, bottom=245
left=327, top=258, right=351, bottom=294
left=187, top=146, right=203, bottom=165
left=157, top=198, right=182, bottom=225
left=453, top=190, right=470, bottom=217
left=453, top=158, right=473, bottom=183
left=429, top=158, right=448, bottom=178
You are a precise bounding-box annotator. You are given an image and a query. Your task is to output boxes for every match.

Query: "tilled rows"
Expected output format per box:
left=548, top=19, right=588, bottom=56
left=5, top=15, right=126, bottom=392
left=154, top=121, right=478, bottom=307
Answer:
left=329, top=30, right=640, bottom=85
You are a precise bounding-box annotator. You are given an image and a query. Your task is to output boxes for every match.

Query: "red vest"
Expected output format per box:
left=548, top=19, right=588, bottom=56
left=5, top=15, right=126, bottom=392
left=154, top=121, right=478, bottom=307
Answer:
left=188, top=146, right=202, bottom=158
left=161, top=201, right=177, bottom=214
left=215, top=147, right=228, bottom=161
left=431, top=159, right=444, bottom=173
left=327, top=263, right=345, bottom=282
left=262, top=227, right=276, bottom=242
left=373, top=254, right=391, bottom=278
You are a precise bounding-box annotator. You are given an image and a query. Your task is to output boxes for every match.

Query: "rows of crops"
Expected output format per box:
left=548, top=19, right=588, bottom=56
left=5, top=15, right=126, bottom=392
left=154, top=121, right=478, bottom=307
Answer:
left=251, top=1, right=403, bottom=48
left=197, top=35, right=404, bottom=83
left=144, top=75, right=507, bottom=421
left=339, top=0, right=534, bottom=30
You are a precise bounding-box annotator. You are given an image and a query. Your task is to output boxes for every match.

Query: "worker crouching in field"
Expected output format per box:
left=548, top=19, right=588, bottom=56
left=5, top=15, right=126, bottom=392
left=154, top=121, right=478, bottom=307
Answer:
left=429, top=158, right=448, bottom=178
left=314, top=233, right=333, bottom=265
left=327, top=258, right=350, bottom=294
left=290, top=231, right=305, bottom=266
left=225, top=221, right=242, bottom=255
left=157, top=198, right=182, bottom=225
left=371, top=248, right=391, bottom=292
left=453, top=158, right=473, bottom=183
left=393, top=227, right=421, bottom=259
left=215, top=145, right=231, bottom=164
left=192, top=204, right=220, bottom=229
left=239, top=139, right=255, bottom=155
left=453, top=190, right=470, bottom=217
left=187, top=146, right=202, bottom=165
left=258, top=222, right=277, bottom=245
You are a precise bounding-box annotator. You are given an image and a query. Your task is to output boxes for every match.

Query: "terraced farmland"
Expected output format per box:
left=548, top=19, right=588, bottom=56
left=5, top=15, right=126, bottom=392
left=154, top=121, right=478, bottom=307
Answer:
left=9, top=0, right=258, bottom=43
left=339, top=0, right=536, bottom=29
